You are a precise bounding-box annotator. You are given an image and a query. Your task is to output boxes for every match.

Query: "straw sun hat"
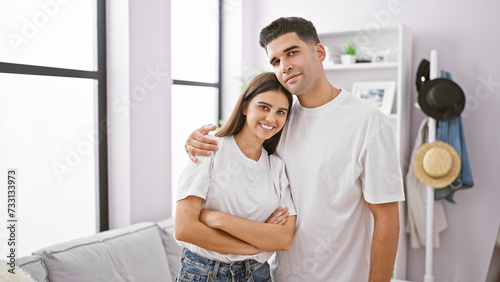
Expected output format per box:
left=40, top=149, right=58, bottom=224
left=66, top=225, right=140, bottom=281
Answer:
left=413, top=141, right=461, bottom=188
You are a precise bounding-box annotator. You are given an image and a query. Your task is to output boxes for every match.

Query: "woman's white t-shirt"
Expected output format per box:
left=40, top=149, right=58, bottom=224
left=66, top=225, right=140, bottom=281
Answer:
left=176, top=135, right=296, bottom=263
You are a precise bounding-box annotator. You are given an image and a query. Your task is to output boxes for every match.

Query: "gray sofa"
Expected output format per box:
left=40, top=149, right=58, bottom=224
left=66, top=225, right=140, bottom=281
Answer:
left=17, top=218, right=184, bottom=282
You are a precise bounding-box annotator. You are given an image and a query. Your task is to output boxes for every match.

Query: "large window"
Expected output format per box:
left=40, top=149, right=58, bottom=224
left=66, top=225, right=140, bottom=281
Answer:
left=170, top=0, right=221, bottom=215
left=0, top=0, right=107, bottom=257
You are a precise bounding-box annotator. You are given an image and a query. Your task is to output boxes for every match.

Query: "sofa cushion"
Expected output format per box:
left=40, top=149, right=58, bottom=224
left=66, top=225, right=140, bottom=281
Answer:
left=17, top=255, right=48, bottom=282
left=1, top=256, right=41, bottom=282
left=156, top=218, right=183, bottom=279
left=33, top=222, right=172, bottom=282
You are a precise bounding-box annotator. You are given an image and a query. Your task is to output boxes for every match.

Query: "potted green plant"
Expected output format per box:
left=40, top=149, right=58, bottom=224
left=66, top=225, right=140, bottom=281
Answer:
left=341, top=42, right=356, bottom=65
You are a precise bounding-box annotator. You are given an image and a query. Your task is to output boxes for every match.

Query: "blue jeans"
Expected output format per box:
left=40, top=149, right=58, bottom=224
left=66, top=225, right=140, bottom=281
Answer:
left=176, top=249, right=272, bottom=282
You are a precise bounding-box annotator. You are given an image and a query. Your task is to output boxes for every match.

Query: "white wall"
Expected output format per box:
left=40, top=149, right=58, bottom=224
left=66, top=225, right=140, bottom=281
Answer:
left=221, top=0, right=243, bottom=122
left=107, top=0, right=131, bottom=229
left=107, top=0, right=172, bottom=229
left=238, top=0, right=500, bottom=281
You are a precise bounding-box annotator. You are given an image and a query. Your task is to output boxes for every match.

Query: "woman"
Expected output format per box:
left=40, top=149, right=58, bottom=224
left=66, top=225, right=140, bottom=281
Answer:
left=174, top=72, right=296, bottom=282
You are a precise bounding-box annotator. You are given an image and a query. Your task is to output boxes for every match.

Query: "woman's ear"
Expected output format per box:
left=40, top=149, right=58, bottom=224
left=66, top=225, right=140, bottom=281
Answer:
left=242, top=102, right=248, bottom=115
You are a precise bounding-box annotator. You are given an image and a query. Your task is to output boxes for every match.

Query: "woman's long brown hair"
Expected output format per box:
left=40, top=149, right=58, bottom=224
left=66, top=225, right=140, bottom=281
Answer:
left=215, top=72, right=293, bottom=154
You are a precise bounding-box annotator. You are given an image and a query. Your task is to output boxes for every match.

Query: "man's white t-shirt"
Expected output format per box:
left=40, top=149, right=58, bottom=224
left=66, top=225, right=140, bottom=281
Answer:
left=272, top=90, right=405, bottom=281
left=176, top=135, right=297, bottom=263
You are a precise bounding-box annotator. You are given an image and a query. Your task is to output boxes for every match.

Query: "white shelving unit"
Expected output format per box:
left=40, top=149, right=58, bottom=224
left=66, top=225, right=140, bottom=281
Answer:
left=319, top=24, right=412, bottom=280
left=324, top=61, right=399, bottom=71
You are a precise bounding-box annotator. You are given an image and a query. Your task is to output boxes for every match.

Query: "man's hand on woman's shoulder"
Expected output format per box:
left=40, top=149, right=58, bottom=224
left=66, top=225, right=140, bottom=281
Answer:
left=185, top=124, right=219, bottom=162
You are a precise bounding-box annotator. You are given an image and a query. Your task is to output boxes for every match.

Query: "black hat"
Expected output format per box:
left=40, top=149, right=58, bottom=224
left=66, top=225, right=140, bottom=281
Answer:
left=415, top=59, right=430, bottom=92
left=418, top=78, right=466, bottom=121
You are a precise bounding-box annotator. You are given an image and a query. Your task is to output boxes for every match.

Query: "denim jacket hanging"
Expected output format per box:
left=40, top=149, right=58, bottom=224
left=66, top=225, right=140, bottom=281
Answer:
left=435, top=71, right=474, bottom=203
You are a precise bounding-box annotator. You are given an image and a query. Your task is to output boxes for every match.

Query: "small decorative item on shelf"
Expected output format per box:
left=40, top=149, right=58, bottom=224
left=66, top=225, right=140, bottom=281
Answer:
left=378, top=47, right=393, bottom=63
left=359, top=46, right=399, bottom=63
left=359, top=46, right=378, bottom=63
left=341, top=42, right=356, bottom=65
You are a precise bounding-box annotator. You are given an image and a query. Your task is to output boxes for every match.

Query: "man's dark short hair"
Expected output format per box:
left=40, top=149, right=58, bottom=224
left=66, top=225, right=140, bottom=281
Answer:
left=259, top=17, right=320, bottom=50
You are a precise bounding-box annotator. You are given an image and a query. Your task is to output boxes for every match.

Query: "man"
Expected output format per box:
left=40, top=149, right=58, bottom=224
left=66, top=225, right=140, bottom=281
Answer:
left=185, top=17, right=404, bottom=281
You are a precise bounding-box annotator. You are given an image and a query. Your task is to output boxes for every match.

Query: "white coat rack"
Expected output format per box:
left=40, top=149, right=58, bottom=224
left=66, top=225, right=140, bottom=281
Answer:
left=412, top=50, right=438, bottom=282
left=424, top=49, right=439, bottom=282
